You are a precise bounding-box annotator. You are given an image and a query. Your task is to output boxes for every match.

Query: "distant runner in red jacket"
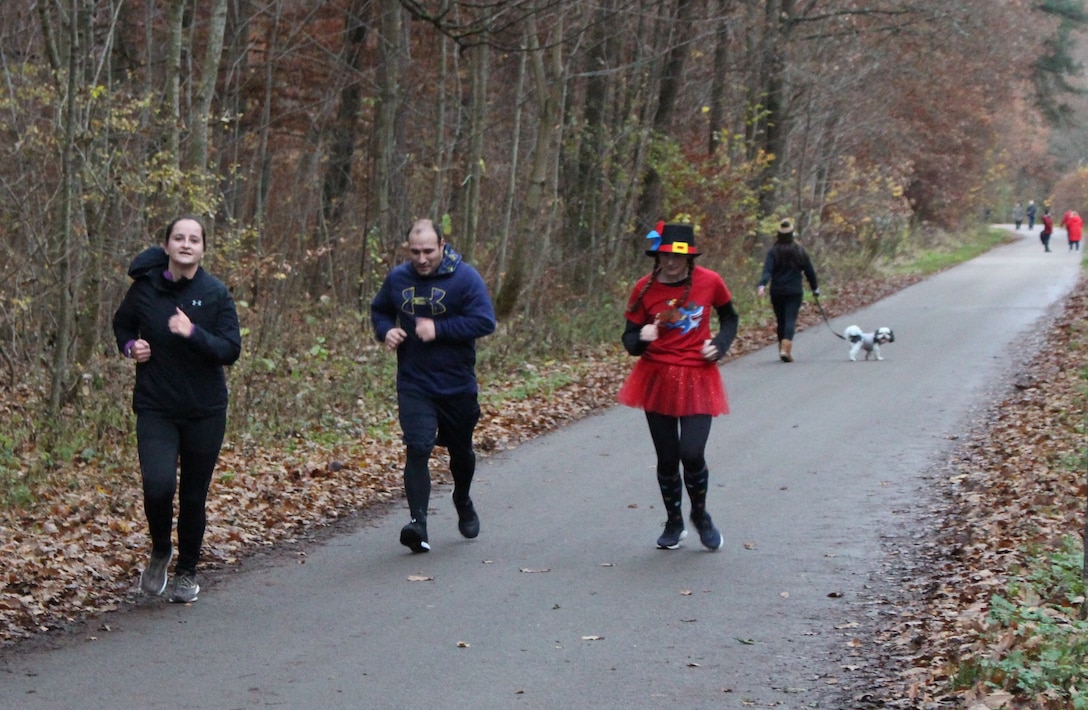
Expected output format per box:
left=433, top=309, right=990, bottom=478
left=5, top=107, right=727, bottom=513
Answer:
left=1061, top=210, right=1082, bottom=251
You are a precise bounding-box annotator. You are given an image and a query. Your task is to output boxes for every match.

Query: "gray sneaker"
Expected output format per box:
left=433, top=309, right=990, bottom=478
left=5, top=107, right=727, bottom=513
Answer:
left=139, top=548, right=173, bottom=596
left=169, top=572, right=200, bottom=603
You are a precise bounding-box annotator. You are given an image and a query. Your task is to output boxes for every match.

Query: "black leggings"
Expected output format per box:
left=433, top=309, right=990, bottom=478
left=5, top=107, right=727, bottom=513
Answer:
left=136, top=410, right=226, bottom=575
left=398, top=391, right=481, bottom=521
left=644, top=412, right=712, bottom=476
left=770, top=292, right=803, bottom=341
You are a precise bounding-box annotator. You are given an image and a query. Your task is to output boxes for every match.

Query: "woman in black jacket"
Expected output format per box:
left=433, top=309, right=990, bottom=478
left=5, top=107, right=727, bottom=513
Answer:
left=113, top=216, right=241, bottom=603
left=757, top=218, right=819, bottom=362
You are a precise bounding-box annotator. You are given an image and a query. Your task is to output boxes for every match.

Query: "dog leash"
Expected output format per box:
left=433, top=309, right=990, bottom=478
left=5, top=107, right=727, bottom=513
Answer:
left=813, top=296, right=846, bottom=340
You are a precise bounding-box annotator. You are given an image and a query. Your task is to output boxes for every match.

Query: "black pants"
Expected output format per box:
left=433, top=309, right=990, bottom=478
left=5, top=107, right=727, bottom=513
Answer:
left=644, top=412, right=712, bottom=476
left=136, top=410, right=226, bottom=575
left=398, top=391, right=480, bottom=521
left=770, top=292, right=803, bottom=342
left=1041, top=233, right=1051, bottom=250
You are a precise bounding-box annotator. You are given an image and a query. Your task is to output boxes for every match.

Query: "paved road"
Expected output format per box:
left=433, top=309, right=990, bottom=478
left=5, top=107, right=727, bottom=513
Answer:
left=1, top=226, right=1079, bottom=709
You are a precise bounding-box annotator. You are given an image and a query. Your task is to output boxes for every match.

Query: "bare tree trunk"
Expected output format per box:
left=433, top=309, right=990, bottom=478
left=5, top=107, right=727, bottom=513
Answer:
left=708, top=0, right=733, bottom=156
left=564, top=0, right=613, bottom=285
left=219, top=0, right=253, bottom=227
left=322, top=0, right=371, bottom=229
left=187, top=0, right=228, bottom=178
left=459, top=41, right=489, bottom=262
left=524, top=22, right=568, bottom=315
left=497, top=45, right=528, bottom=294
left=430, top=21, right=451, bottom=217
left=164, top=0, right=185, bottom=208
left=318, top=0, right=371, bottom=303
left=492, top=14, right=560, bottom=320
left=756, top=0, right=794, bottom=216
left=76, top=2, right=125, bottom=369
left=47, top=0, right=84, bottom=420
left=606, top=0, right=659, bottom=273
left=374, top=0, right=407, bottom=256
left=254, top=2, right=283, bottom=235
left=634, top=0, right=696, bottom=234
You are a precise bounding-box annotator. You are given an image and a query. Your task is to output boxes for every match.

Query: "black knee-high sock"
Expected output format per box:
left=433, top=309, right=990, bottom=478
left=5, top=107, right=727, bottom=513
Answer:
left=404, top=448, right=431, bottom=521
left=683, top=467, right=710, bottom=521
left=657, top=473, right=684, bottom=522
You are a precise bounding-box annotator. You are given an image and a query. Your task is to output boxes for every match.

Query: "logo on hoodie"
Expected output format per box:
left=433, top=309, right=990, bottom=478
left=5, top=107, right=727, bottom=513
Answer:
left=401, top=287, right=447, bottom=316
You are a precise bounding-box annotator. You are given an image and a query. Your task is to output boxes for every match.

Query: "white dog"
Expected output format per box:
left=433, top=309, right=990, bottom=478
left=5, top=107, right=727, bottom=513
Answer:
left=843, top=325, right=895, bottom=361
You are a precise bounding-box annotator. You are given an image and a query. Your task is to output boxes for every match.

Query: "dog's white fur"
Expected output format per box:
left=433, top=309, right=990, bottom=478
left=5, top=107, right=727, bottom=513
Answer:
left=844, top=325, right=895, bottom=361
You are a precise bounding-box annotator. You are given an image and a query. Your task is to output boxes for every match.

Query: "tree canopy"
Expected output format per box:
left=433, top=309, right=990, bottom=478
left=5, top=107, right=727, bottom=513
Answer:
left=0, top=0, right=1077, bottom=412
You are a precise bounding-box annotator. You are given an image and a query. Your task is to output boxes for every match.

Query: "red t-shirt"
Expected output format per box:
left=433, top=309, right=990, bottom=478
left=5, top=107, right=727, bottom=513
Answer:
left=625, top=265, right=731, bottom=367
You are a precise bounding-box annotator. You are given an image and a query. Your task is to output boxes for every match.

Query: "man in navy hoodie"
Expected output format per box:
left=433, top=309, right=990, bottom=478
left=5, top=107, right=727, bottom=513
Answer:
left=371, top=219, right=496, bottom=553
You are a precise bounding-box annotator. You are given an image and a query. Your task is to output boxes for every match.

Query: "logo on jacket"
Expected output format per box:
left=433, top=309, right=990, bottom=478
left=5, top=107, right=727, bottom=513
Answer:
left=658, top=302, right=703, bottom=334
left=401, top=287, right=447, bottom=316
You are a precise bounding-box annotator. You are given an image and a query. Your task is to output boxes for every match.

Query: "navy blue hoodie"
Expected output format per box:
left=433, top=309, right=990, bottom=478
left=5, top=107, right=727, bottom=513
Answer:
left=370, top=244, right=495, bottom=397
left=112, top=246, right=242, bottom=417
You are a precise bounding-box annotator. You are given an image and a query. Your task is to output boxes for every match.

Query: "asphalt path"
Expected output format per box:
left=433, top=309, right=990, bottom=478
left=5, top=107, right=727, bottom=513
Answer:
left=1, top=225, right=1080, bottom=709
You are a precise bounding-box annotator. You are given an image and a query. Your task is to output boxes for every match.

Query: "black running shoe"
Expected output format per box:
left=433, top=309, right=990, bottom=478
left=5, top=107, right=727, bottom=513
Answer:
left=455, top=498, right=480, bottom=539
left=656, top=519, right=687, bottom=549
left=400, top=519, right=431, bottom=553
left=692, top=513, right=723, bottom=551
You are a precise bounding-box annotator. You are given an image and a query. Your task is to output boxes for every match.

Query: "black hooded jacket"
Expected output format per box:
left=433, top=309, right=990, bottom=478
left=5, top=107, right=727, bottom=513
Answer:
left=112, top=246, right=241, bottom=417
left=757, top=237, right=818, bottom=297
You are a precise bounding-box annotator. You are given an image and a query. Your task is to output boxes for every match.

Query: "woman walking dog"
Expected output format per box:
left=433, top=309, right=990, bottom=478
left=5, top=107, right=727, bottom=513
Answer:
left=757, top=218, right=819, bottom=362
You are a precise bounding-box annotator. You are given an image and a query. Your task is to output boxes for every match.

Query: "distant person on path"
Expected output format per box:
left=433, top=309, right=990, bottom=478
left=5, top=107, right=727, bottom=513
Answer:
left=617, top=221, right=738, bottom=552
left=370, top=218, right=496, bottom=553
left=1061, top=210, right=1082, bottom=251
left=757, top=218, right=819, bottom=362
left=1026, top=200, right=1037, bottom=230
left=1013, top=202, right=1023, bottom=230
left=112, top=216, right=242, bottom=604
left=1040, top=209, right=1054, bottom=252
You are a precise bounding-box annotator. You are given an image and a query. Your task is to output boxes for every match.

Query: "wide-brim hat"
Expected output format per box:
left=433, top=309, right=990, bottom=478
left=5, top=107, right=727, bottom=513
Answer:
left=645, top=221, right=700, bottom=256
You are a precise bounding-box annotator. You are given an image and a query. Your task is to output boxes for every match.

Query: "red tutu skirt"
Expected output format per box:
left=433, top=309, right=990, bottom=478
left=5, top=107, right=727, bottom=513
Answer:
left=617, top=359, right=728, bottom=417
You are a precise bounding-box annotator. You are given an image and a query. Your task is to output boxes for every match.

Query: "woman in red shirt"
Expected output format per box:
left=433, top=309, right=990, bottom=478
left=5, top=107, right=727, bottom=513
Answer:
left=618, top=222, right=739, bottom=551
